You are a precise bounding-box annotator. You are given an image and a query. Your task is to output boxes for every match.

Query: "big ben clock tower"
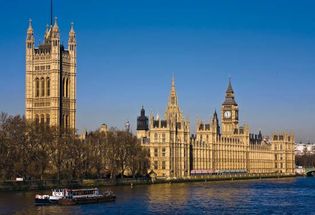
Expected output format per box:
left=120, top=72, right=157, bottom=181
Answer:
left=221, top=79, right=239, bottom=136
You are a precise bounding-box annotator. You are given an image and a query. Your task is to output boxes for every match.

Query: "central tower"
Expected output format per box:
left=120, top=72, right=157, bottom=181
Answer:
left=221, top=79, right=239, bottom=136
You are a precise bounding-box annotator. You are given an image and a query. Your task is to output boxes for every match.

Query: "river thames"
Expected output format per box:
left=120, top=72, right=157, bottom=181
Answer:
left=0, top=177, right=314, bottom=215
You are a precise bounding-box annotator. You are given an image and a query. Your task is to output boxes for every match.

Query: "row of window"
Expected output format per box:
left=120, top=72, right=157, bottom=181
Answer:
left=153, top=148, right=166, bottom=157
left=35, top=114, right=50, bottom=126
left=153, top=161, right=166, bottom=170
left=273, top=135, right=291, bottom=141
left=35, top=114, right=70, bottom=129
left=35, top=77, right=50, bottom=97
left=34, top=77, right=70, bottom=98
left=154, top=133, right=166, bottom=142
left=35, top=65, right=50, bottom=71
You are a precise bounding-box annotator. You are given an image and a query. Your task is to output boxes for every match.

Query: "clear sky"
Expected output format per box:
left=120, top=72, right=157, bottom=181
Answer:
left=0, top=0, right=314, bottom=142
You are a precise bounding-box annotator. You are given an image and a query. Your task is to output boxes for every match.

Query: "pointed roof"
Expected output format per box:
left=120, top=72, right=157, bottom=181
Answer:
left=223, top=79, right=237, bottom=105
left=169, top=75, right=178, bottom=106
left=52, top=17, right=59, bottom=32
left=213, top=110, right=218, bottom=118
left=27, top=19, right=33, bottom=32
left=69, top=22, right=76, bottom=43
left=226, top=78, right=234, bottom=93
left=70, top=22, right=75, bottom=33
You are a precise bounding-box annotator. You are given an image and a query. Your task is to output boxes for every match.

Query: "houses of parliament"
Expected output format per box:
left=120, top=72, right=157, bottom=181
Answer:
left=24, top=18, right=294, bottom=178
left=137, top=78, right=295, bottom=178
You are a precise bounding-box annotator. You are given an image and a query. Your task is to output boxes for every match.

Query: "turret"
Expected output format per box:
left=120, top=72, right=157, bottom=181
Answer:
left=51, top=17, right=60, bottom=51
left=26, top=19, right=34, bottom=56
left=68, top=22, right=76, bottom=55
left=137, top=106, right=149, bottom=131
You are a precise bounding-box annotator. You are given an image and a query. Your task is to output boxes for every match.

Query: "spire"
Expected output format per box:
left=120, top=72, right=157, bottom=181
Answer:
left=226, top=78, right=234, bottom=93
left=27, top=19, right=33, bottom=32
left=26, top=19, right=34, bottom=42
left=169, top=76, right=178, bottom=106
left=212, top=110, right=218, bottom=122
left=52, top=17, right=59, bottom=31
left=69, top=22, right=76, bottom=40
left=223, top=78, right=237, bottom=105
left=213, top=109, right=218, bottom=118
left=70, top=22, right=75, bottom=33
left=68, top=22, right=76, bottom=51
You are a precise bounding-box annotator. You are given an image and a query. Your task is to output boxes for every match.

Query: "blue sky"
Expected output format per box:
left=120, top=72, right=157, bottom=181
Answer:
left=0, top=0, right=314, bottom=142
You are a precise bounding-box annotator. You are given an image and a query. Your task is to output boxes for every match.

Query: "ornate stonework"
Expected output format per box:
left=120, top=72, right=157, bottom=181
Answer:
left=25, top=18, right=76, bottom=130
left=137, top=78, right=295, bottom=178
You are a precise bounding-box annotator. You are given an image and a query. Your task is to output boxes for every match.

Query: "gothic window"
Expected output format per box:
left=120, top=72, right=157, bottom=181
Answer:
left=154, top=148, right=158, bottom=157
left=35, top=78, right=39, bottom=97
left=46, top=114, right=50, bottom=127
left=62, top=114, right=65, bottom=129
left=162, top=148, right=166, bottom=157
left=66, top=115, right=69, bottom=129
left=162, top=133, right=166, bottom=143
left=66, top=78, right=69, bottom=98
left=162, top=161, right=166, bottom=170
left=40, top=114, right=45, bottom=125
left=41, top=78, right=45, bottom=97
left=62, top=78, right=65, bottom=97
left=154, top=133, right=158, bottom=142
left=35, top=114, right=39, bottom=126
left=46, top=78, right=50, bottom=97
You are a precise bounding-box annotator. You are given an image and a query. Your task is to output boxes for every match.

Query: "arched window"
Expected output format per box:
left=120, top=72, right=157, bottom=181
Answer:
left=35, top=114, right=39, bottom=126
left=62, top=114, right=65, bottom=129
left=66, top=115, right=69, bottom=129
left=35, top=78, right=39, bottom=97
left=62, top=78, right=65, bottom=97
left=46, top=114, right=50, bottom=127
left=40, top=114, right=45, bottom=125
left=41, top=78, right=45, bottom=97
left=46, top=78, right=50, bottom=97
left=66, top=78, right=69, bottom=98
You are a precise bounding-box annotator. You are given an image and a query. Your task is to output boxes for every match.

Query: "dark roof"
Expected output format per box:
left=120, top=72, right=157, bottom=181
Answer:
left=226, top=80, right=234, bottom=93
left=223, top=97, right=238, bottom=105
left=223, top=80, right=238, bottom=105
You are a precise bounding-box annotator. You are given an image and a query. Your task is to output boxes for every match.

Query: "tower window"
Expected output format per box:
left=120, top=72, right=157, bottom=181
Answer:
left=41, top=78, right=45, bottom=97
left=66, top=78, right=69, bottom=98
left=35, top=114, right=39, bottom=126
left=62, top=78, right=65, bottom=98
left=162, top=148, right=166, bottom=157
left=66, top=115, right=69, bottom=129
left=40, top=114, right=45, bottom=125
left=46, top=78, right=50, bottom=96
left=162, top=161, right=166, bottom=170
left=35, top=78, right=39, bottom=97
left=46, top=114, right=50, bottom=127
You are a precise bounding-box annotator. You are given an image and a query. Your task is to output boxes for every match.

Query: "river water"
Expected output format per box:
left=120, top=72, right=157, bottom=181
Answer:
left=0, top=177, right=314, bottom=215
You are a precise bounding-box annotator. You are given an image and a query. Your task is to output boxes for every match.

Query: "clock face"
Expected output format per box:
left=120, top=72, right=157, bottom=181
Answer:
left=224, top=111, right=231, bottom=119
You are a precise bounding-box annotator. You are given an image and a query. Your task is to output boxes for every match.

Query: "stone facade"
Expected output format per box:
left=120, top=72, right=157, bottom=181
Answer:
left=25, top=18, right=76, bottom=130
left=137, top=78, right=295, bottom=178
left=138, top=78, right=190, bottom=178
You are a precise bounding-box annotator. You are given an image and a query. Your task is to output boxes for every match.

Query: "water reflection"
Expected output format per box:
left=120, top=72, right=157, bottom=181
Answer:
left=0, top=177, right=314, bottom=215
